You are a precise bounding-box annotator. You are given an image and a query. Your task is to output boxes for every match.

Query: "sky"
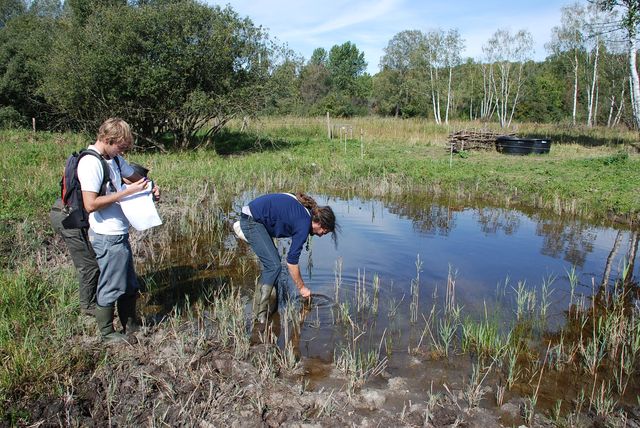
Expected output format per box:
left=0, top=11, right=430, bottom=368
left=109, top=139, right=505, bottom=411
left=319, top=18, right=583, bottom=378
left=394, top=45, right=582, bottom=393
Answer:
left=210, top=0, right=568, bottom=74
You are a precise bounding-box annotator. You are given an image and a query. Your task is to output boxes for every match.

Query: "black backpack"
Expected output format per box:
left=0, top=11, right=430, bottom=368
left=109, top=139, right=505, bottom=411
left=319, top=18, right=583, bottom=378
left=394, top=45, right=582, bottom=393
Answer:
left=56, top=150, right=119, bottom=229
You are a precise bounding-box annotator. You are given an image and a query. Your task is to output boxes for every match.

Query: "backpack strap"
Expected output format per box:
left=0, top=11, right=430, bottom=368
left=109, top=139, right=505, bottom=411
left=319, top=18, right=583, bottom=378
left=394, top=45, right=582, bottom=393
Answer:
left=78, top=149, right=117, bottom=195
left=113, top=155, right=123, bottom=186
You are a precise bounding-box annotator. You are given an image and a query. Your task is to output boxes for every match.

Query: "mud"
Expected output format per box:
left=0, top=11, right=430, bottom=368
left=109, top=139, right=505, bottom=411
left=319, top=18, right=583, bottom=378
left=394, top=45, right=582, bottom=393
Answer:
left=11, top=319, right=638, bottom=427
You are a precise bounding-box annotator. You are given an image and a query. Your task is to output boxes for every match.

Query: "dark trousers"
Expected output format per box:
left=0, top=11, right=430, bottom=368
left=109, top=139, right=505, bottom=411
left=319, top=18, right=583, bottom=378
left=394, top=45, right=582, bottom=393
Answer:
left=50, top=202, right=99, bottom=312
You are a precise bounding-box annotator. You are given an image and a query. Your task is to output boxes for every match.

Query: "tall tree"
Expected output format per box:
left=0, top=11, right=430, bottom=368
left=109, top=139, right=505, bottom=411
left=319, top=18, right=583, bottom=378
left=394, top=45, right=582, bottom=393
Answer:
left=595, top=0, right=640, bottom=128
left=442, top=29, right=464, bottom=123
left=327, top=41, right=367, bottom=96
left=482, top=28, right=534, bottom=127
left=0, top=13, right=58, bottom=126
left=263, top=48, right=303, bottom=115
left=547, top=2, right=586, bottom=125
left=42, top=1, right=270, bottom=149
left=309, top=47, right=328, bottom=66
left=0, top=0, right=25, bottom=27
left=423, top=29, right=464, bottom=124
left=379, top=30, right=427, bottom=117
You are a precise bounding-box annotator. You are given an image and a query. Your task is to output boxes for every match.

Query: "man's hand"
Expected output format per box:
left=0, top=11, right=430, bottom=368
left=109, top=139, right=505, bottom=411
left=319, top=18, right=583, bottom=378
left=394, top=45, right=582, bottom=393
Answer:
left=121, top=177, right=148, bottom=196
left=151, top=182, right=160, bottom=201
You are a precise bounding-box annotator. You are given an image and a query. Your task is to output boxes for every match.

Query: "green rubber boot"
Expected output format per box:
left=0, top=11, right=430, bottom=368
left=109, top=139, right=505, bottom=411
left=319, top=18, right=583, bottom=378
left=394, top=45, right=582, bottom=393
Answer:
left=255, top=284, right=274, bottom=324
left=95, top=305, right=128, bottom=344
left=117, top=294, right=140, bottom=334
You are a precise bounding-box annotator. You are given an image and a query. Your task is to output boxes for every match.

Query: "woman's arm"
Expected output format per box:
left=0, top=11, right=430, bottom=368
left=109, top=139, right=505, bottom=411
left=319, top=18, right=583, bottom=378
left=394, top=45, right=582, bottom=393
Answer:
left=287, top=263, right=311, bottom=298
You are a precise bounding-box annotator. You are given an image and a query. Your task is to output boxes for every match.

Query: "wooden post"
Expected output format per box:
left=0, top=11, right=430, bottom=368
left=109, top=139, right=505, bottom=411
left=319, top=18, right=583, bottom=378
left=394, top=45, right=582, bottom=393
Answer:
left=360, top=128, right=364, bottom=159
left=32, top=118, right=36, bottom=132
left=326, top=112, right=331, bottom=139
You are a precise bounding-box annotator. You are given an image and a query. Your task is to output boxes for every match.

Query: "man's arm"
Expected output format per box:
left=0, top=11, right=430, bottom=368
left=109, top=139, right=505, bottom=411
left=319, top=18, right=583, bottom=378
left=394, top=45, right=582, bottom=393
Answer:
left=82, top=177, right=148, bottom=213
left=287, top=262, right=311, bottom=298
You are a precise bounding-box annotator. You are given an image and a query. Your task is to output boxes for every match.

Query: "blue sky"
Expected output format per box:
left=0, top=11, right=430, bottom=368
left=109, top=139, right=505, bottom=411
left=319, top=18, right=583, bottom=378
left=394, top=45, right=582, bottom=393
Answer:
left=212, top=0, right=568, bottom=74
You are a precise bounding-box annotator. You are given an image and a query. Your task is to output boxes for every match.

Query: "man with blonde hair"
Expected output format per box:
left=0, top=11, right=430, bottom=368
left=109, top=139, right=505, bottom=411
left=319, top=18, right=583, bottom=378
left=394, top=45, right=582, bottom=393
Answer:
left=77, top=118, right=159, bottom=343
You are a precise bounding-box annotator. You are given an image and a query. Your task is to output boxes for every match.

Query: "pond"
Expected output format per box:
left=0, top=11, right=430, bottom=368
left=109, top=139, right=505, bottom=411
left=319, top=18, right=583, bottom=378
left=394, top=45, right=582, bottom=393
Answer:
left=141, top=192, right=640, bottom=414
left=247, top=195, right=638, bottom=355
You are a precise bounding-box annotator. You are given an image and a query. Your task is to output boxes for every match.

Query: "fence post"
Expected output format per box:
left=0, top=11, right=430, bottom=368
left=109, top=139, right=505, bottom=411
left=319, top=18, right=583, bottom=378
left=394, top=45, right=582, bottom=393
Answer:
left=326, top=112, right=331, bottom=139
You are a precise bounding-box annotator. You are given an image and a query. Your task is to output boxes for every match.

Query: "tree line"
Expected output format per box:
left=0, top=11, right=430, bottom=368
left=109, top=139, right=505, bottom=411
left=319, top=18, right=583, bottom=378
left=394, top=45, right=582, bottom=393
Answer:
left=1, top=0, right=638, bottom=150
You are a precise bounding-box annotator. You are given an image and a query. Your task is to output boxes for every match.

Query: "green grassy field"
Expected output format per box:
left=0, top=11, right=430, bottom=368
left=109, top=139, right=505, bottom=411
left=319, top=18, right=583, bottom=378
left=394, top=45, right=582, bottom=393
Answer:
left=4, top=118, right=638, bottom=226
left=1, top=117, right=639, bottom=422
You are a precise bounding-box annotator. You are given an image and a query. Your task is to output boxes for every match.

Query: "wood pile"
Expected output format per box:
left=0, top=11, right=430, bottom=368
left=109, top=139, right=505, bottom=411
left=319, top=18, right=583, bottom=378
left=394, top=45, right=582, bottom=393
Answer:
left=448, top=130, right=514, bottom=152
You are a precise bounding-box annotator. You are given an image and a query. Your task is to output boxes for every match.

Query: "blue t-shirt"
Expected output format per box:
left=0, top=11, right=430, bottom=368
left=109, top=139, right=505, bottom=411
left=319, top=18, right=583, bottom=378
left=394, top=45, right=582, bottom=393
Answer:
left=248, top=193, right=311, bottom=265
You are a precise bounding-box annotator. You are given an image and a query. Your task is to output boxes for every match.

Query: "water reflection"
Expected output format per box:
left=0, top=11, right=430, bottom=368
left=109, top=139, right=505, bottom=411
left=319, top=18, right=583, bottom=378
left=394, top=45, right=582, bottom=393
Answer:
left=143, top=193, right=639, bottom=362
left=536, top=219, right=596, bottom=267
left=138, top=192, right=640, bottom=414
left=290, top=195, right=639, bottom=354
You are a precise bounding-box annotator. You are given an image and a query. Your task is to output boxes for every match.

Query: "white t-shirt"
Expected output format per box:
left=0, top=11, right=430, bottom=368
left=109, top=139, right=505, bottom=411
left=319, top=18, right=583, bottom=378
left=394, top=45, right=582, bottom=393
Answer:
left=76, top=145, right=135, bottom=235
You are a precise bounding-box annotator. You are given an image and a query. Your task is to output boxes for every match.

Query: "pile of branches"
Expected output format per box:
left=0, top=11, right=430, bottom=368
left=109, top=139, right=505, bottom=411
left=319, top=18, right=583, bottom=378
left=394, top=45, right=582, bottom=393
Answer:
left=448, top=130, right=514, bottom=153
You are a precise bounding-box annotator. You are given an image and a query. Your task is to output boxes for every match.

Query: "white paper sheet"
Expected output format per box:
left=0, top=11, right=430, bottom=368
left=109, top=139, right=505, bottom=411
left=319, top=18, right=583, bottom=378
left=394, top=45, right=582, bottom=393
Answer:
left=119, top=184, right=162, bottom=231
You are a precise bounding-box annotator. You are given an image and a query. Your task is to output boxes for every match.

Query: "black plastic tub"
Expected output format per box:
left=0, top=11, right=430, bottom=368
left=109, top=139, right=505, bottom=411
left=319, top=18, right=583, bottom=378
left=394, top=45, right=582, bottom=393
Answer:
left=495, top=136, right=551, bottom=155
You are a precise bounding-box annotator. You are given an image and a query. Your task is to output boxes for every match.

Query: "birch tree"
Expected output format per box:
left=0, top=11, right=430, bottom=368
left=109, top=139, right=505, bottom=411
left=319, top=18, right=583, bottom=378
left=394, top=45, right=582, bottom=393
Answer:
left=424, top=28, right=463, bottom=124
left=479, top=62, right=496, bottom=120
left=482, top=28, right=534, bottom=128
left=443, top=29, right=464, bottom=123
left=595, top=0, right=640, bottom=128
left=425, top=30, right=444, bottom=123
left=546, top=2, right=586, bottom=125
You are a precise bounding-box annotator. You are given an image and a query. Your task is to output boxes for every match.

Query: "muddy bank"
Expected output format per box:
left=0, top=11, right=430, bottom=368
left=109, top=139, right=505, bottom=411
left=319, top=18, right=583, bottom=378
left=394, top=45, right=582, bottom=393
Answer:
left=8, top=315, right=637, bottom=428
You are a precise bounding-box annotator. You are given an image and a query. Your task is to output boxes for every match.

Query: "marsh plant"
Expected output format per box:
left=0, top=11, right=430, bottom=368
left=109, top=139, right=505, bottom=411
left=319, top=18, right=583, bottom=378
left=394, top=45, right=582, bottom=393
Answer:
left=334, top=310, right=388, bottom=393
left=208, top=286, right=250, bottom=359
left=462, top=362, right=494, bottom=409
left=334, top=342, right=388, bottom=394
left=513, top=280, right=536, bottom=321
left=334, top=257, right=343, bottom=303
left=278, top=303, right=304, bottom=373
left=355, top=269, right=371, bottom=315
left=409, top=255, right=423, bottom=325
left=461, top=306, right=511, bottom=359
left=372, top=273, right=380, bottom=316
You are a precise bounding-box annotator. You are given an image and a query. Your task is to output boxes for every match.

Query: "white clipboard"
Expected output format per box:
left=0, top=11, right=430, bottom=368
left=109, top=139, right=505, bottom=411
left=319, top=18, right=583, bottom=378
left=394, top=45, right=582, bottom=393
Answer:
left=119, top=184, right=162, bottom=231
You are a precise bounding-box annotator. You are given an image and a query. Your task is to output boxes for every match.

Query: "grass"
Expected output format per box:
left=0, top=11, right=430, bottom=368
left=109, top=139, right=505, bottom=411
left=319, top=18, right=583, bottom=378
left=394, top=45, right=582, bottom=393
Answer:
left=1, top=116, right=640, bottom=423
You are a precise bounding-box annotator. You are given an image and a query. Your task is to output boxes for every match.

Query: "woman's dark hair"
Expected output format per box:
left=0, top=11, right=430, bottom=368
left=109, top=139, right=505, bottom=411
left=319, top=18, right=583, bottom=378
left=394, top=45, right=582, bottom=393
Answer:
left=296, top=192, right=339, bottom=245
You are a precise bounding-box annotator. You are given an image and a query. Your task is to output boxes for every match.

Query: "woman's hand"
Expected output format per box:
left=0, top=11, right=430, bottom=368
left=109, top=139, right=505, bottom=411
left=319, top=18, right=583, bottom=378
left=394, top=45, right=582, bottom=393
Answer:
left=299, top=285, right=311, bottom=299
left=287, top=263, right=311, bottom=299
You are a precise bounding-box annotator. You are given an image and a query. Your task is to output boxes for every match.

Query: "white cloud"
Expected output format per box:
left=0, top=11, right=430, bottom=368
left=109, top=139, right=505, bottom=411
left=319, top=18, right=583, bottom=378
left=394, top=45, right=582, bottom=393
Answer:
left=216, top=0, right=566, bottom=72
left=282, top=0, right=401, bottom=37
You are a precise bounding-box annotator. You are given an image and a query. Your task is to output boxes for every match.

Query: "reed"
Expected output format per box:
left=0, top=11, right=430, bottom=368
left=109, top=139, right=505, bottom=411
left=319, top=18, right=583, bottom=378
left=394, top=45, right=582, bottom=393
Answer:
left=409, top=255, right=422, bottom=325
left=354, top=269, right=370, bottom=315
left=461, top=310, right=510, bottom=359
left=278, top=304, right=303, bottom=372
left=334, top=257, right=343, bottom=303
left=333, top=311, right=388, bottom=393
left=371, top=273, right=380, bottom=316
left=463, top=362, right=493, bottom=409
